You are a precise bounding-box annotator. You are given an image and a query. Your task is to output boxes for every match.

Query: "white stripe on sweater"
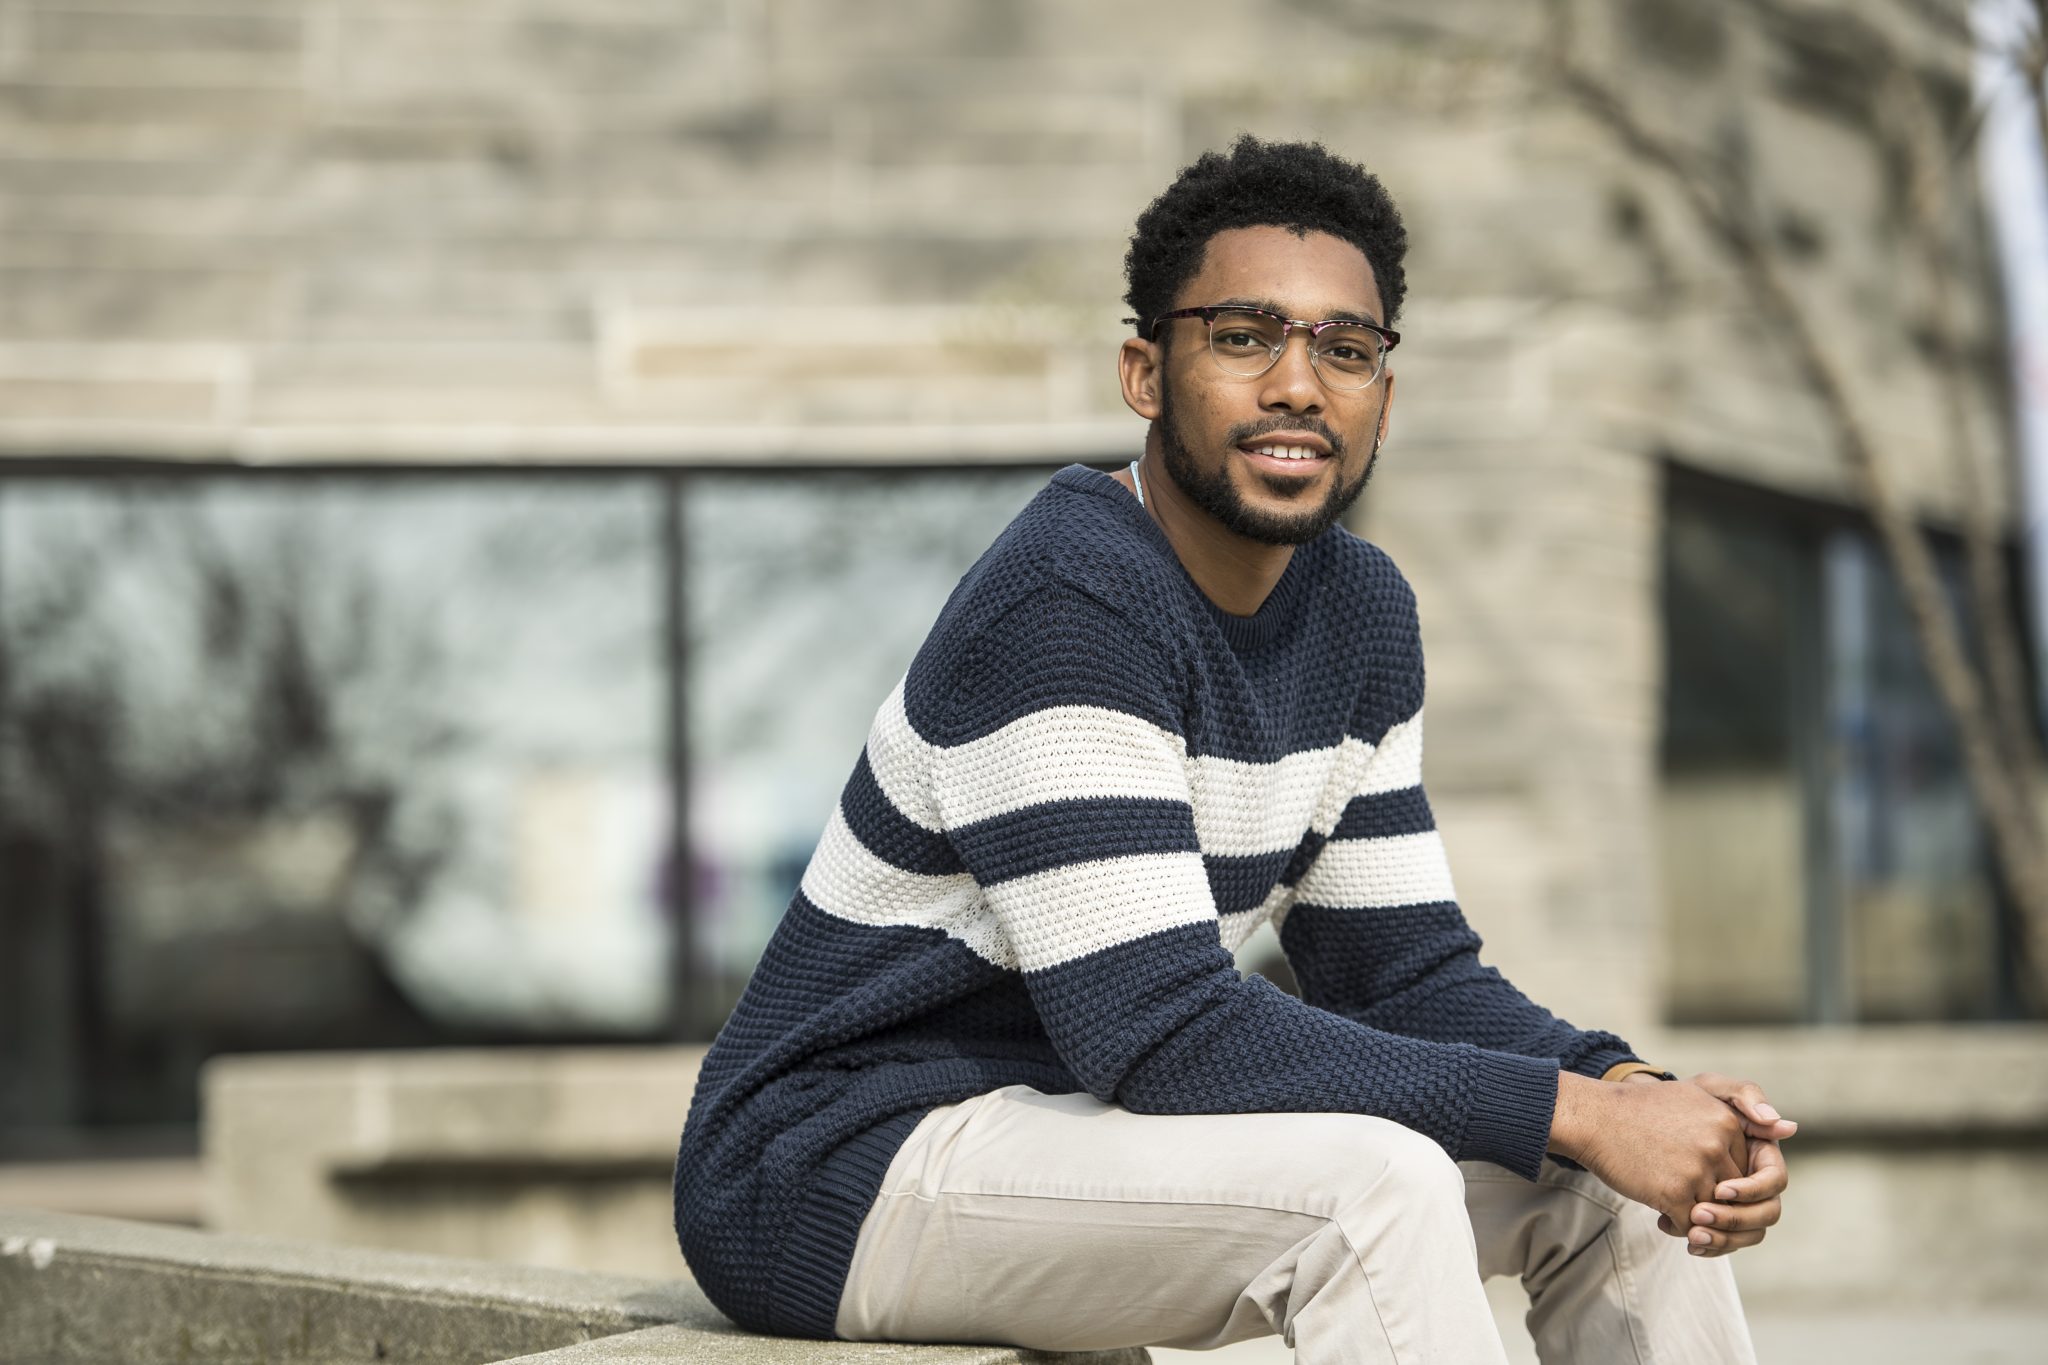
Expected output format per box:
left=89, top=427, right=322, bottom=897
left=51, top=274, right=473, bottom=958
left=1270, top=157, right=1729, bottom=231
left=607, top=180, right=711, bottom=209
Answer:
left=804, top=793, right=1291, bottom=971
left=986, top=850, right=1217, bottom=972
left=799, top=803, right=1015, bottom=969
left=865, top=672, right=944, bottom=830
left=1293, top=829, right=1457, bottom=910
left=1359, top=711, right=1424, bottom=795
left=1186, top=745, right=1347, bottom=856
left=933, top=704, right=1195, bottom=829
left=870, top=668, right=1426, bottom=853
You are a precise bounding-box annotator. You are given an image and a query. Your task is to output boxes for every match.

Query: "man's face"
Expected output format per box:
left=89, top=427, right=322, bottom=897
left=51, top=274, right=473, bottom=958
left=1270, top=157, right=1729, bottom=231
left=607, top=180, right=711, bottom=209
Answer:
left=1142, top=225, right=1394, bottom=547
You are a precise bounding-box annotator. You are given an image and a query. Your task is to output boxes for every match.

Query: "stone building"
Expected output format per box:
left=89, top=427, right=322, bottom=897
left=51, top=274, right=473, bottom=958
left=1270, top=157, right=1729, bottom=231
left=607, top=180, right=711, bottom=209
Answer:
left=2, top=0, right=2043, bottom=1342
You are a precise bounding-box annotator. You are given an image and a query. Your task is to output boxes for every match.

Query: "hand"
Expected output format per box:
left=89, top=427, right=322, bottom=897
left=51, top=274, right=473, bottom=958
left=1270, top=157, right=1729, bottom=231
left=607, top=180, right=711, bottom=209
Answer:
left=1658, top=1073, right=1795, bottom=1257
left=1548, top=1071, right=1752, bottom=1236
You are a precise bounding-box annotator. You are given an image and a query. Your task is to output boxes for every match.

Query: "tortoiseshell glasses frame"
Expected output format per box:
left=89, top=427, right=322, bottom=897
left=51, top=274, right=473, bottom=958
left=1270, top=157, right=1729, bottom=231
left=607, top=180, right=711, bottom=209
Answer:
left=1124, top=305, right=1401, bottom=390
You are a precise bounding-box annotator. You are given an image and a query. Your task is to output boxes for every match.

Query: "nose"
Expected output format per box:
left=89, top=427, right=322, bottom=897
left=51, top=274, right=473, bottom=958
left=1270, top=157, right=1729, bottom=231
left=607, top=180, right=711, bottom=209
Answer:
left=1256, top=327, right=1325, bottom=414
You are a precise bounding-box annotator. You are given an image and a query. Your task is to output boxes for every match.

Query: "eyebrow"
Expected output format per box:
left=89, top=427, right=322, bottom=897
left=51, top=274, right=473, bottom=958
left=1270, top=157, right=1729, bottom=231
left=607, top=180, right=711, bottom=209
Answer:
left=1211, top=296, right=1385, bottom=329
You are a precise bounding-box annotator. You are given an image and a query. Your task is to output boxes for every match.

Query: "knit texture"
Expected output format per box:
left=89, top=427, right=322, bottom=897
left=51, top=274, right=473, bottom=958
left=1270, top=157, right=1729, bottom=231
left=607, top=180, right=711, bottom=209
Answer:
left=672, top=462, right=1639, bottom=1339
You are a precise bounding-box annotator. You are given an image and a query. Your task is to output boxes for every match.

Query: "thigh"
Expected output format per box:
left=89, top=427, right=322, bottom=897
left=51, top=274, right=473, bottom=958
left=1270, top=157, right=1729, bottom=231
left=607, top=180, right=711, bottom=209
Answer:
left=835, top=1084, right=1454, bottom=1354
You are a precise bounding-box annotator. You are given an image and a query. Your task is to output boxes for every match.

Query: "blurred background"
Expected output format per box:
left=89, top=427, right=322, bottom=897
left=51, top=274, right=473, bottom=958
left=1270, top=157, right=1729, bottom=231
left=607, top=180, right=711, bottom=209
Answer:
left=2, top=0, right=2046, bottom=1360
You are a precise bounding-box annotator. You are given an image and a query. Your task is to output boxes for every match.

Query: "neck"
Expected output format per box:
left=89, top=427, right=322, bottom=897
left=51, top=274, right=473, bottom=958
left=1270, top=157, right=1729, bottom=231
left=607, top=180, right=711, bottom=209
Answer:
left=1121, top=445, right=1296, bottom=619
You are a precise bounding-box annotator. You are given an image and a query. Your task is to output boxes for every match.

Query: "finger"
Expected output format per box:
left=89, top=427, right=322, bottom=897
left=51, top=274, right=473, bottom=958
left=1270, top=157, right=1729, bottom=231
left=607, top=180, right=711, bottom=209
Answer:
left=1690, top=1198, right=1782, bottom=1234
left=1714, top=1138, right=1790, bottom=1202
left=1693, top=1074, right=1798, bottom=1134
left=1687, top=1225, right=1766, bottom=1256
left=1739, top=1115, right=1799, bottom=1141
left=1723, top=1127, right=1749, bottom=1187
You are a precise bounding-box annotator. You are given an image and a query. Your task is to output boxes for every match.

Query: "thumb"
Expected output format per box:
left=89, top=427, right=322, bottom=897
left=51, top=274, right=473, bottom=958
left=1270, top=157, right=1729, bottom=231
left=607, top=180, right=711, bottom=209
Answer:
left=1695, top=1074, right=1798, bottom=1139
left=1741, top=1114, right=1798, bottom=1140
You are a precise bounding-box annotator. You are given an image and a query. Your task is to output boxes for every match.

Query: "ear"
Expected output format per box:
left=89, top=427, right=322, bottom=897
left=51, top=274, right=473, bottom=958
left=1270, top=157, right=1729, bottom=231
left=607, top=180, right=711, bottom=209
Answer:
left=1373, top=369, right=1396, bottom=450
left=1118, top=336, right=1164, bottom=422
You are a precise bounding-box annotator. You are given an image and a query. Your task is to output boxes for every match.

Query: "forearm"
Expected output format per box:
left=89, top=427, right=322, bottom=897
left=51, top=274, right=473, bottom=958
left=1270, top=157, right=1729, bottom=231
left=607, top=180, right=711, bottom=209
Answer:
left=1282, top=904, right=1638, bottom=1076
left=1028, top=920, right=1565, bottom=1178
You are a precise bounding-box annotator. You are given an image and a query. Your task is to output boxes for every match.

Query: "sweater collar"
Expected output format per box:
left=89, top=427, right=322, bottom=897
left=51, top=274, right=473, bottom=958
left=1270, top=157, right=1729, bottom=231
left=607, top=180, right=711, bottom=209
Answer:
left=1053, top=463, right=1319, bottom=655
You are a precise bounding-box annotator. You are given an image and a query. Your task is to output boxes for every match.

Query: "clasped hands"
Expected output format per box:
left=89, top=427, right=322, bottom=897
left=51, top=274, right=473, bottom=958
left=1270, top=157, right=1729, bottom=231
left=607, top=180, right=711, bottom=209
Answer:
left=1550, top=1069, right=1794, bottom=1258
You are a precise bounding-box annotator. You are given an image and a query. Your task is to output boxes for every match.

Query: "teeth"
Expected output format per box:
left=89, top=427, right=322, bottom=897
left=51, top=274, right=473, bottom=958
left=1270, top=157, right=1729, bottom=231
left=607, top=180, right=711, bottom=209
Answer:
left=1252, top=444, right=1319, bottom=460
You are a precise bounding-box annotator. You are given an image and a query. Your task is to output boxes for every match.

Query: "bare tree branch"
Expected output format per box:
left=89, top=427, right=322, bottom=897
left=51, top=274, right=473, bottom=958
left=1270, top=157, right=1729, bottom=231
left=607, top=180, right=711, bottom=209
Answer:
left=1542, top=0, right=2048, bottom=1003
left=1888, top=54, right=2047, bottom=791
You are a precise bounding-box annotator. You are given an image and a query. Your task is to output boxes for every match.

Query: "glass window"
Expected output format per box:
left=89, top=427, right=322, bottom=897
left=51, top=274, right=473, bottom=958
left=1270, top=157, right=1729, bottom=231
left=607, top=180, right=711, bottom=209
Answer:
left=1827, top=534, right=2009, bottom=1021
left=1658, top=467, right=2031, bottom=1025
left=679, top=468, right=1051, bottom=1026
left=1, top=475, right=671, bottom=1126
left=1660, top=483, right=1811, bottom=1025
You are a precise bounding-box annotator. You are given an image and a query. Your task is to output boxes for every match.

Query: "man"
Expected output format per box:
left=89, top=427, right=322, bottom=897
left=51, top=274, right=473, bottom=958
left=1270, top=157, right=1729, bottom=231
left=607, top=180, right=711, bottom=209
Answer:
left=674, top=135, right=1792, bottom=1364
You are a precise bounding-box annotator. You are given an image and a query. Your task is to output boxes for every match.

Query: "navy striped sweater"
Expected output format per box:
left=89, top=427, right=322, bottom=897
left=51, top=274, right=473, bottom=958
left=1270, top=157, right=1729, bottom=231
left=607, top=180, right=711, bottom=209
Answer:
left=673, top=462, right=1639, bottom=1338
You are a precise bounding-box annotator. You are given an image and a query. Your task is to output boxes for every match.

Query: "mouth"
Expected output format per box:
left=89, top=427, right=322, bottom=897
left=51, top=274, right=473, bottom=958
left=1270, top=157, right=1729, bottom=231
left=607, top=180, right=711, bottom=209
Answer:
left=1237, top=435, right=1332, bottom=474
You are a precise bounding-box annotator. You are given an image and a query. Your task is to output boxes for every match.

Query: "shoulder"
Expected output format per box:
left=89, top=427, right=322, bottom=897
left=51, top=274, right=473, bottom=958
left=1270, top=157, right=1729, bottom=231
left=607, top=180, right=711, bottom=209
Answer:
left=1323, top=526, right=1420, bottom=630
left=901, top=472, right=1178, bottom=744
left=938, top=575, right=1178, bottom=743
left=1320, top=528, right=1426, bottom=736
left=918, top=472, right=1167, bottom=633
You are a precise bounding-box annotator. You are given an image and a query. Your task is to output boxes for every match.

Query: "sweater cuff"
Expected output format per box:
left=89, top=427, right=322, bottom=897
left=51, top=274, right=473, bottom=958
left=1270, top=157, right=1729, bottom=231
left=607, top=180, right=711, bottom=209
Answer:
left=1455, top=1050, right=1561, bottom=1180
left=1571, top=1044, right=1641, bottom=1081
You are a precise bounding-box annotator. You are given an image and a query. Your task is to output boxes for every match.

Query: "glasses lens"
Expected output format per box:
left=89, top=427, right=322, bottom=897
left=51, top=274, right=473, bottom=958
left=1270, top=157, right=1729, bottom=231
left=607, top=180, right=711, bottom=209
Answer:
left=1207, top=309, right=1285, bottom=376
left=1310, top=325, right=1386, bottom=389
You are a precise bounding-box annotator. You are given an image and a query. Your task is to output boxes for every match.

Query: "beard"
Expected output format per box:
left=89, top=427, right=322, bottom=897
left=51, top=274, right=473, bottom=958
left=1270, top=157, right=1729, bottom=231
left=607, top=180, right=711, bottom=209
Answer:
left=1155, top=375, right=1380, bottom=547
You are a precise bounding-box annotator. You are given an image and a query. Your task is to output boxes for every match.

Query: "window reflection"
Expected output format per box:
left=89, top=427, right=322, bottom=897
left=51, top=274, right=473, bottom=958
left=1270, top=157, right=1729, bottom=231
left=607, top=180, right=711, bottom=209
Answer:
left=0, top=462, right=1069, bottom=1134
left=1658, top=468, right=2029, bottom=1025
left=1, top=477, right=671, bottom=1129
left=682, top=469, right=1049, bottom=1017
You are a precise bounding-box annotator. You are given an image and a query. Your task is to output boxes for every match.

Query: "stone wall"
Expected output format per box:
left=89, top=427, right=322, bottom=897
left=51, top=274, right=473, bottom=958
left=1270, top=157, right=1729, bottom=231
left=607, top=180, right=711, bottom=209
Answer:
left=0, top=1, right=2014, bottom=1047
left=0, top=1, right=2004, bottom=481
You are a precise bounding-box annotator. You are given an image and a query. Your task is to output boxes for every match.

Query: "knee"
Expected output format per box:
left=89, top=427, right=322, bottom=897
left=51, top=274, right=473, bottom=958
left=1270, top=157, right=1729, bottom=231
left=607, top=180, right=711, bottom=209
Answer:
left=1371, top=1122, right=1467, bottom=1209
left=1308, top=1116, right=1465, bottom=1217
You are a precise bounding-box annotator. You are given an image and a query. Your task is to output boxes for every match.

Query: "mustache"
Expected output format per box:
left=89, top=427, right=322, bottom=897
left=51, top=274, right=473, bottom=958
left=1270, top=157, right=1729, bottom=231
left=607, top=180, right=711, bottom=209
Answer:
left=1221, top=415, right=1345, bottom=459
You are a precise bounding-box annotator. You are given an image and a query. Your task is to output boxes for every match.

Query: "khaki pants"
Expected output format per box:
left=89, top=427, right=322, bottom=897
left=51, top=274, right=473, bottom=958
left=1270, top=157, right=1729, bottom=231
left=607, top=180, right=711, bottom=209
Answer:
left=835, top=1085, right=1756, bottom=1364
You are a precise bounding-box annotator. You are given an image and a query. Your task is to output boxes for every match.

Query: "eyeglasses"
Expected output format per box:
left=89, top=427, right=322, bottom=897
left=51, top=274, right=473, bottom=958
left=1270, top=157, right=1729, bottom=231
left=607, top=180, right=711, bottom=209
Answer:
left=1126, top=305, right=1400, bottom=391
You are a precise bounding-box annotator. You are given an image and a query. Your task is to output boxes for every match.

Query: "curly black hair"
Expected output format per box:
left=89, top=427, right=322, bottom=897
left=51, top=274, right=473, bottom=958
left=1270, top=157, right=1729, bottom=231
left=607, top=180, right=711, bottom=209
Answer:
left=1123, top=134, right=1409, bottom=338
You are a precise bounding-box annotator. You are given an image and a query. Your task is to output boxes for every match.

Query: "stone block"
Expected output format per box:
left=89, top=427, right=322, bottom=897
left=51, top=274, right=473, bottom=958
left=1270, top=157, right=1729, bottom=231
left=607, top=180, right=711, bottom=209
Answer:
left=0, top=73, right=306, bottom=129
left=0, top=265, right=282, bottom=341
left=24, top=5, right=306, bottom=58
left=0, top=375, right=221, bottom=421
left=325, top=7, right=740, bottom=108
left=0, top=1207, right=1146, bottom=1364
left=0, top=342, right=244, bottom=427
left=204, top=1048, right=704, bottom=1279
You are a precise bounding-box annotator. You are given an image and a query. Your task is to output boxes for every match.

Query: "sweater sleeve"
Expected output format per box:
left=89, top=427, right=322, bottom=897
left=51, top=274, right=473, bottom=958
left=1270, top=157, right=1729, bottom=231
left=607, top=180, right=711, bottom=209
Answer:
left=1279, top=581, right=1640, bottom=1083
left=931, top=576, right=1564, bottom=1178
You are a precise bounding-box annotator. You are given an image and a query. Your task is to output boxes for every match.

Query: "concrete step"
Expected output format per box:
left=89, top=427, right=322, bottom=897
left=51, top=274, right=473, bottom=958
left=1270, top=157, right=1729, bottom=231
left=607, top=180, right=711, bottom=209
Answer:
left=0, top=1206, right=1148, bottom=1364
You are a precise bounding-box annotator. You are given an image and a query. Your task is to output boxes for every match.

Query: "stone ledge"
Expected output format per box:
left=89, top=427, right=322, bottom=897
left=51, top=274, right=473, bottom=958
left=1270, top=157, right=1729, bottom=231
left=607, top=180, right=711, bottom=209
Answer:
left=202, top=1048, right=705, bottom=1278
left=1647, top=1025, right=2048, bottom=1140
left=204, top=1047, right=706, bottom=1176
left=0, top=1207, right=1146, bottom=1365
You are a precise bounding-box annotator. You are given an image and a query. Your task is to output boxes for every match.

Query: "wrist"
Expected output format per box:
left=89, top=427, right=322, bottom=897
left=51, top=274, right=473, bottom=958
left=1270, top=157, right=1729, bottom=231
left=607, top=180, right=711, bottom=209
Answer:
left=1548, top=1071, right=1605, bottom=1162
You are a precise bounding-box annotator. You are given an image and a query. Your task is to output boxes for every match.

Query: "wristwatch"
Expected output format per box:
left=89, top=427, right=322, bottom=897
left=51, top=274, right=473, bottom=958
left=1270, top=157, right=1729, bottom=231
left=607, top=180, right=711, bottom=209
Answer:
left=1600, top=1061, right=1678, bottom=1083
